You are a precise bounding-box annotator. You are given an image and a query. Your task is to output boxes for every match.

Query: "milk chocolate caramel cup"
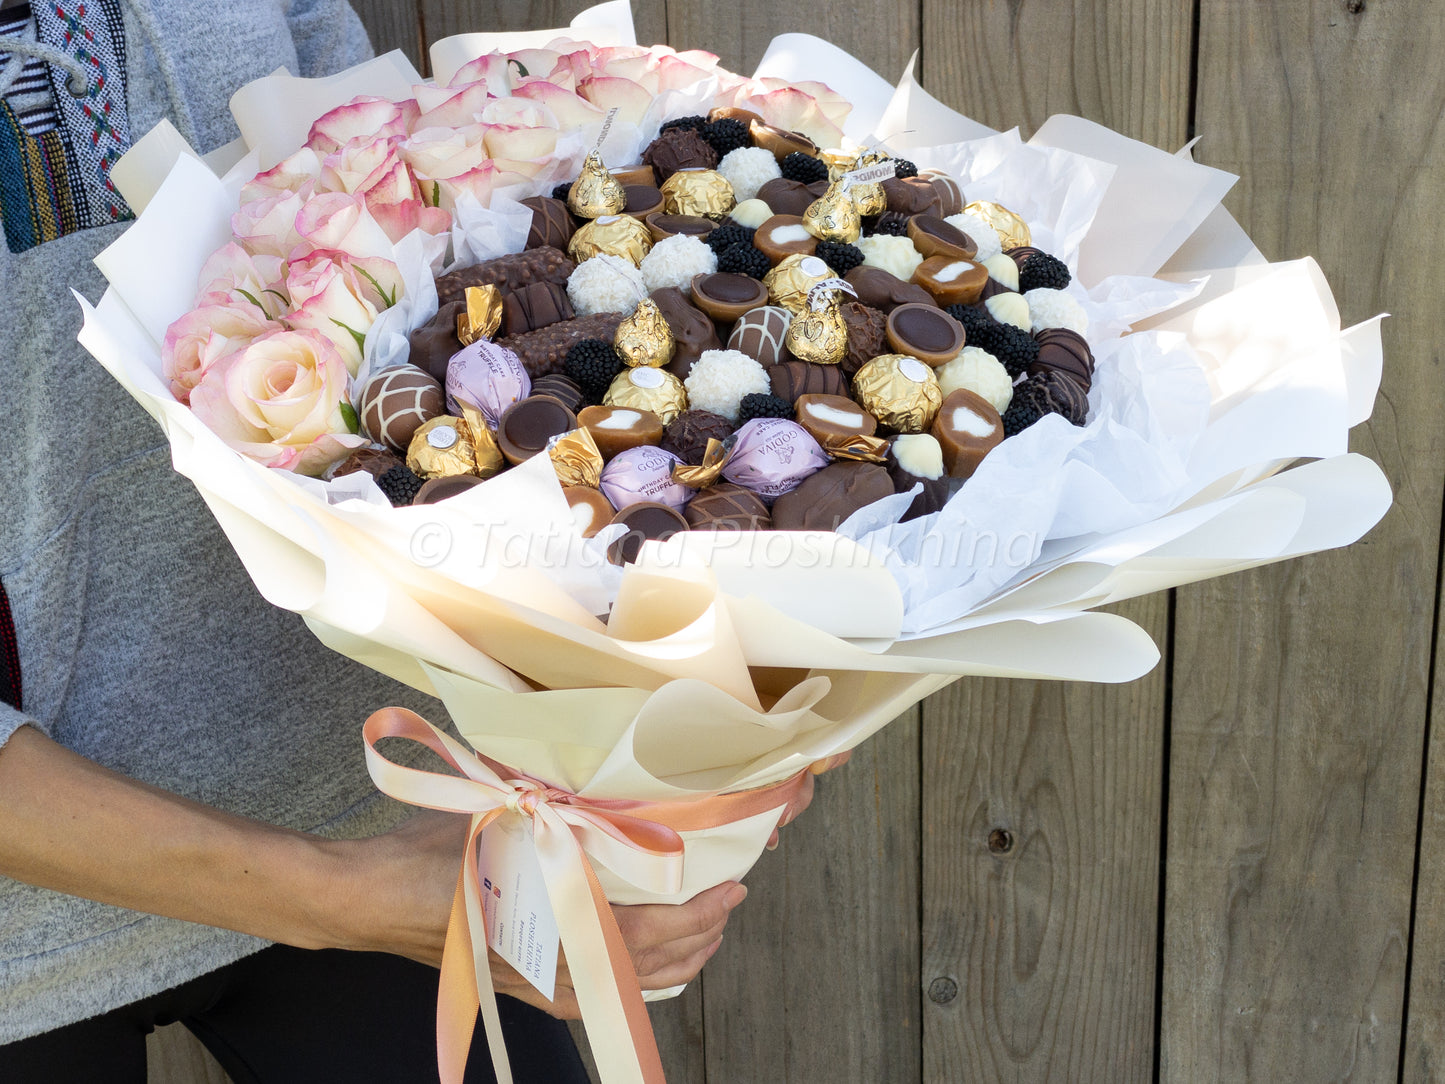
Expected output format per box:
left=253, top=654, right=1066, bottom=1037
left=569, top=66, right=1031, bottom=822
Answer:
left=911, top=255, right=989, bottom=307
left=564, top=485, right=617, bottom=538
left=578, top=404, right=665, bottom=460
left=496, top=395, right=578, bottom=466
left=908, top=215, right=977, bottom=261
left=690, top=272, right=769, bottom=322
left=611, top=163, right=658, bottom=187
left=622, top=184, right=665, bottom=220
left=606, top=501, right=689, bottom=565
left=929, top=388, right=1003, bottom=478
left=752, top=214, right=818, bottom=264
left=645, top=212, right=716, bottom=243
left=414, top=474, right=484, bottom=505
left=885, top=304, right=966, bottom=367
left=794, top=393, right=878, bottom=444
left=750, top=121, right=818, bottom=161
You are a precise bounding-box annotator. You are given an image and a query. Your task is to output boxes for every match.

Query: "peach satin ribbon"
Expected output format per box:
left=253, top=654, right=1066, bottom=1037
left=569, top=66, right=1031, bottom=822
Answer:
left=363, top=707, right=814, bottom=1084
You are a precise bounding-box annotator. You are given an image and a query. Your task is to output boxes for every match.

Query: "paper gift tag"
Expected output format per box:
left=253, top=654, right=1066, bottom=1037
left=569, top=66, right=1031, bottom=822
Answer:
left=479, top=816, right=561, bottom=1003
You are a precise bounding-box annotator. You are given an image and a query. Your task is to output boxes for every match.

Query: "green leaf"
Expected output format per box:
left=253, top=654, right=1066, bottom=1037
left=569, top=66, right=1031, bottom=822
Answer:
left=430, top=180, right=441, bottom=207
left=339, top=401, right=360, bottom=434
left=235, top=287, right=269, bottom=317
left=356, top=266, right=398, bottom=309
left=331, top=318, right=369, bottom=358
left=511, top=59, right=529, bottom=78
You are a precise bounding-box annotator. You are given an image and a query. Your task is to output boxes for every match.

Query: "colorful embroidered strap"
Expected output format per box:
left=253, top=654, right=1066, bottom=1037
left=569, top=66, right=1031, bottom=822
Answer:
left=0, top=578, right=21, bottom=712
left=32, top=0, right=130, bottom=228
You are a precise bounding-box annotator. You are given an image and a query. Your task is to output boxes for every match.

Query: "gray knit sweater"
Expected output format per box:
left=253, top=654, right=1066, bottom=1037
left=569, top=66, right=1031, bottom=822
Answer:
left=0, top=0, right=450, bottom=1043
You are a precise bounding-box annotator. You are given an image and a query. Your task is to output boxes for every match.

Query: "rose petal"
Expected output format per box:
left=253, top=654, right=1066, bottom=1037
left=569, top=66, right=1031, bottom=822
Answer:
left=367, top=198, right=452, bottom=243
left=308, top=96, right=419, bottom=154
left=513, top=80, right=606, bottom=128
left=577, top=75, right=653, bottom=126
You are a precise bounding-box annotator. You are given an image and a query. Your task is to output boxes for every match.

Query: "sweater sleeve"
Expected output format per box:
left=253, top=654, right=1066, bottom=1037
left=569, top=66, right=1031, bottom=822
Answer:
left=0, top=704, right=44, bottom=751
left=287, top=0, right=376, bottom=78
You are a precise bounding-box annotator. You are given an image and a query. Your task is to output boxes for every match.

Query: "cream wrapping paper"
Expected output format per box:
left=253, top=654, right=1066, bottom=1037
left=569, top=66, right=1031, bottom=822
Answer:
left=79, top=9, right=1392, bottom=1080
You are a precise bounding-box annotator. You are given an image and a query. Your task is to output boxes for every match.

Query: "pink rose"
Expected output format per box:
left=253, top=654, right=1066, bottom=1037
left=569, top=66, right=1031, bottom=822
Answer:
left=161, top=301, right=280, bottom=403
left=240, top=148, right=322, bottom=204
left=412, top=79, right=493, bottom=130
left=282, top=250, right=402, bottom=376
left=399, top=124, right=490, bottom=183
left=194, top=243, right=289, bottom=313
left=307, top=96, right=420, bottom=154
left=513, top=80, right=606, bottom=128
left=319, top=137, right=405, bottom=196
left=367, top=198, right=452, bottom=244
left=718, top=78, right=851, bottom=148
left=434, top=160, right=533, bottom=212
left=293, top=192, right=397, bottom=261
left=448, top=53, right=515, bottom=92
left=190, top=329, right=363, bottom=474
left=232, top=190, right=305, bottom=258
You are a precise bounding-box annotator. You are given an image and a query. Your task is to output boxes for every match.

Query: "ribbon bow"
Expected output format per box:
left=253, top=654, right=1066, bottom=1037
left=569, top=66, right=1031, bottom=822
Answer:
left=363, top=707, right=814, bottom=1084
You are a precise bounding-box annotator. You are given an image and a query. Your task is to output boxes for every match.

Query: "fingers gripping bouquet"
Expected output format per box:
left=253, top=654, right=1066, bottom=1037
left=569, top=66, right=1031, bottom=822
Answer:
left=80, top=3, right=1391, bottom=1081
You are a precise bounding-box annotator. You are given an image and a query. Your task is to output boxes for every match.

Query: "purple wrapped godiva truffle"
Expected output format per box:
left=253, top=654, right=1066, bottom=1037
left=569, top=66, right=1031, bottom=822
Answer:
left=445, top=339, right=531, bottom=425
left=720, top=417, right=829, bottom=500
left=599, top=445, right=696, bottom=512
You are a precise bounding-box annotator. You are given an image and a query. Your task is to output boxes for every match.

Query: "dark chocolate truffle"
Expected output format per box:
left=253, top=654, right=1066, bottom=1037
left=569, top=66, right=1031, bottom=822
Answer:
left=684, top=483, right=770, bottom=530
left=642, top=127, right=719, bottom=181
left=660, top=409, right=735, bottom=465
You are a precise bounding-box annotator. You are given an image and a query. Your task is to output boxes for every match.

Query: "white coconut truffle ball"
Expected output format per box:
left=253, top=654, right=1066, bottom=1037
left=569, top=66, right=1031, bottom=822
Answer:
left=717, top=147, right=782, bottom=203
left=683, top=349, right=770, bottom=422
left=640, top=234, right=717, bottom=293
left=728, top=198, right=773, bottom=228
left=946, top=211, right=1003, bottom=263
left=985, top=292, right=1032, bottom=332
left=856, top=234, right=923, bottom=282
left=1024, top=287, right=1089, bottom=335
left=565, top=253, right=647, bottom=316
left=935, top=345, right=1014, bottom=414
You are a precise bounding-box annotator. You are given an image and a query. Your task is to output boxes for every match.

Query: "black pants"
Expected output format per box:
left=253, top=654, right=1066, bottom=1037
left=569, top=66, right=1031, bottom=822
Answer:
left=0, top=944, right=590, bottom=1083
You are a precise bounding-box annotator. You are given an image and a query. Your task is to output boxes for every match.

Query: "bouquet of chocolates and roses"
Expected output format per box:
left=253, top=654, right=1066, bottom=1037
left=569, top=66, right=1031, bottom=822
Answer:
left=78, top=3, right=1391, bottom=1080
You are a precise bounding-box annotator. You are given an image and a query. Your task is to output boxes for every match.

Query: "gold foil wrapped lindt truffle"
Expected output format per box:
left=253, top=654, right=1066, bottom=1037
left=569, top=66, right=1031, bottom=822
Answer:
left=964, top=200, right=1032, bottom=250
left=602, top=364, right=688, bottom=425
left=457, top=286, right=503, bottom=346
left=568, top=150, right=626, bottom=218
left=852, top=353, right=944, bottom=434
left=615, top=297, right=675, bottom=368
left=547, top=427, right=604, bottom=489
left=784, top=279, right=856, bottom=365
left=802, top=181, right=862, bottom=243
left=671, top=434, right=735, bottom=489
left=567, top=213, right=653, bottom=266
left=763, top=253, right=833, bottom=315
left=659, top=168, right=735, bottom=219
left=406, top=416, right=483, bottom=479
left=817, top=431, right=890, bottom=463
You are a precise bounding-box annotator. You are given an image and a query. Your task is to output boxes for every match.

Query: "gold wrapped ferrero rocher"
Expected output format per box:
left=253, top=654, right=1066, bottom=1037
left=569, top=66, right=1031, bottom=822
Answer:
left=547, top=427, right=604, bottom=489
left=406, top=416, right=486, bottom=479
left=568, top=150, right=626, bottom=219
left=568, top=213, right=653, bottom=265
left=456, top=285, right=504, bottom=346
left=602, top=364, right=688, bottom=425
left=456, top=402, right=506, bottom=478
left=763, top=253, right=833, bottom=315
left=784, top=279, right=855, bottom=365
left=802, top=181, right=862, bottom=243
left=615, top=297, right=675, bottom=368
left=659, top=168, right=735, bottom=219
left=852, top=353, right=944, bottom=434
left=963, top=200, right=1032, bottom=250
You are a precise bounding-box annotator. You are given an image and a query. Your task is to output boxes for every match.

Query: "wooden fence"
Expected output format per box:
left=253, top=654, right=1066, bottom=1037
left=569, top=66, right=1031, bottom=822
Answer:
left=149, top=1, right=1445, bottom=1081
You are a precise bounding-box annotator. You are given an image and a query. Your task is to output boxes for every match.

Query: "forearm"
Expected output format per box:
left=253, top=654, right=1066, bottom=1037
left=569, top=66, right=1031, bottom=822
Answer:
left=0, top=724, right=349, bottom=950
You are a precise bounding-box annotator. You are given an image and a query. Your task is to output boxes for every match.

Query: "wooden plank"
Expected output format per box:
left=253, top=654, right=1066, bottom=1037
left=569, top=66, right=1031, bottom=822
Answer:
left=419, top=0, right=668, bottom=67
left=1164, top=5, right=1445, bottom=1079
left=351, top=0, right=425, bottom=70
left=701, top=710, right=922, bottom=1082
left=665, top=0, right=916, bottom=90
left=919, top=0, right=1195, bottom=146
left=913, top=3, right=1189, bottom=1081
left=1404, top=582, right=1445, bottom=1082
left=920, top=595, right=1168, bottom=1083
left=147, top=1024, right=232, bottom=1084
